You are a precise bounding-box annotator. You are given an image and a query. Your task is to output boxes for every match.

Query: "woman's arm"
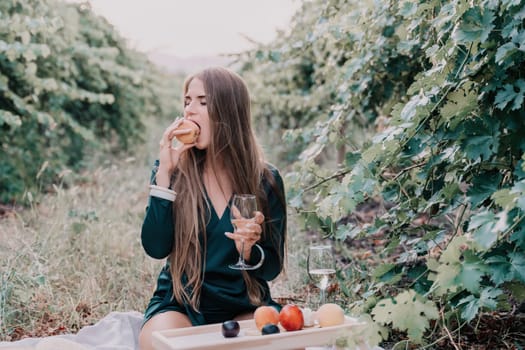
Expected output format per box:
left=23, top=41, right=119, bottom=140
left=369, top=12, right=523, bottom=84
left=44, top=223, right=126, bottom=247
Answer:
left=249, top=166, right=287, bottom=281
left=141, top=161, right=175, bottom=259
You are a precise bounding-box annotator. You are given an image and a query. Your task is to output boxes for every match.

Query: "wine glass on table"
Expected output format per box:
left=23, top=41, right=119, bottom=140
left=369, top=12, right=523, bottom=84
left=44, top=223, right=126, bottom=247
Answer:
left=307, top=244, right=336, bottom=307
left=228, top=194, right=259, bottom=270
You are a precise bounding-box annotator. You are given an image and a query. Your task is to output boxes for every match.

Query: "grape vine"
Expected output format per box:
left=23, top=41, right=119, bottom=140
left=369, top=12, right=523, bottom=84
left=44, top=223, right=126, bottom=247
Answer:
left=238, top=0, right=525, bottom=345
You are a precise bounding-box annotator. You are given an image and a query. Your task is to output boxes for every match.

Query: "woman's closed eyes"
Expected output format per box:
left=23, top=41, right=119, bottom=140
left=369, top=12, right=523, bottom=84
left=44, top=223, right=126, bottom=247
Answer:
left=184, top=97, right=207, bottom=107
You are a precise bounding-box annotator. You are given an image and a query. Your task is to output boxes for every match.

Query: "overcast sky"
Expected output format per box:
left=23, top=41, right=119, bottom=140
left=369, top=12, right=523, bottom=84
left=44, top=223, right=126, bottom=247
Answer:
left=68, top=0, right=302, bottom=58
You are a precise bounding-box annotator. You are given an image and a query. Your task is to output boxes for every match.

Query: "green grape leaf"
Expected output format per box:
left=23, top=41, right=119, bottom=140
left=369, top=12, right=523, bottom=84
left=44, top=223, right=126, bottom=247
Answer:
left=495, top=42, right=517, bottom=64
left=440, top=84, right=478, bottom=127
left=372, top=263, right=397, bottom=281
left=458, top=295, right=479, bottom=322
left=513, top=79, right=525, bottom=110
left=512, top=29, right=525, bottom=49
left=491, top=189, right=517, bottom=210
left=362, top=137, right=399, bottom=163
left=408, top=264, right=433, bottom=295
left=400, top=93, right=430, bottom=121
left=462, top=134, right=498, bottom=161
left=362, top=142, right=384, bottom=163
left=429, top=236, right=471, bottom=295
left=485, top=255, right=511, bottom=286
left=431, top=263, right=460, bottom=295
left=468, top=210, right=505, bottom=250
left=457, top=253, right=486, bottom=293
left=509, top=253, right=525, bottom=283
left=441, top=236, right=468, bottom=264
left=316, top=193, right=351, bottom=221
left=371, top=290, right=438, bottom=343
left=457, top=287, right=503, bottom=321
left=453, top=8, right=495, bottom=44
left=467, top=172, right=501, bottom=208
left=346, top=313, right=387, bottom=349
left=510, top=181, right=525, bottom=211
left=495, top=80, right=525, bottom=110
left=426, top=258, right=439, bottom=271
left=479, top=287, right=503, bottom=308
left=345, top=151, right=361, bottom=168
left=441, top=182, right=462, bottom=204
left=510, top=220, right=525, bottom=249
left=517, top=6, right=525, bottom=19
left=495, top=84, right=517, bottom=109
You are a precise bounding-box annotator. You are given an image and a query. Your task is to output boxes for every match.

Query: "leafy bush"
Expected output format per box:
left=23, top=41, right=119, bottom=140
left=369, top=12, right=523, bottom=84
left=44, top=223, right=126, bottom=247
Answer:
left=239, top=0, right=525, bottom=345
left=0, top=0, right=181, bottom=203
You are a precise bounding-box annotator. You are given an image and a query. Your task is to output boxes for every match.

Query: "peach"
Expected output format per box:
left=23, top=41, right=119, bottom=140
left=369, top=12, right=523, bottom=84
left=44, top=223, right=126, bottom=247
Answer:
left=317, top=303, right=345, bottom=327
left=254, top=305, right=280, bottom=330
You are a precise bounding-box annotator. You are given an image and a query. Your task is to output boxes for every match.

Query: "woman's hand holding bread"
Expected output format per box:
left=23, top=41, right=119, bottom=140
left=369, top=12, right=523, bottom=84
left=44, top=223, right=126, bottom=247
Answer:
left=156, top=118, right=200, bottom=187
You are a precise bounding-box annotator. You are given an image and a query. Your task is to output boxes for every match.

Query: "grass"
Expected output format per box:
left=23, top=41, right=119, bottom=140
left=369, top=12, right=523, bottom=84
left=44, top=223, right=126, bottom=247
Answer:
left=0, top=153, right=161, bottom=340
left=0, top=122, right=311, bottom=341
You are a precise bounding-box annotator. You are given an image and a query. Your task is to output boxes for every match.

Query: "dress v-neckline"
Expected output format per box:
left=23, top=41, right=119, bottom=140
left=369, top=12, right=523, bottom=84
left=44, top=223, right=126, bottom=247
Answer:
left=205, top=191, right=232, bottom=222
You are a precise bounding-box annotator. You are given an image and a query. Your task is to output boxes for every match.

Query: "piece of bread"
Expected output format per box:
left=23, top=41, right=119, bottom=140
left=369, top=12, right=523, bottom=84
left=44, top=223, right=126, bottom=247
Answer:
left=175, top=119, right=200, bottom=144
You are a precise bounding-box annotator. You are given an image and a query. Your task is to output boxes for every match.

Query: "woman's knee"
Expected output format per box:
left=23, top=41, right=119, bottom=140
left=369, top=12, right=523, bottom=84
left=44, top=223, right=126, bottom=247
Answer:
left=139, top=311, right=192, bottom=350
left=138, top=328, right=151, bottom=350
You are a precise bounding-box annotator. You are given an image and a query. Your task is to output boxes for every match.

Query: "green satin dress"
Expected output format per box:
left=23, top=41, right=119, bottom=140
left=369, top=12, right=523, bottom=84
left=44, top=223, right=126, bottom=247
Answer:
left=141, top=161, right=286, bottom=326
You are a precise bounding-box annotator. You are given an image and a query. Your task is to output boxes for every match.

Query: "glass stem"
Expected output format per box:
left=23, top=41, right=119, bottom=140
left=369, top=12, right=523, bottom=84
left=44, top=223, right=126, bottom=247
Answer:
left=238, top=239, right=245, bottom=265
left=320, top=288, right=326, bottom=305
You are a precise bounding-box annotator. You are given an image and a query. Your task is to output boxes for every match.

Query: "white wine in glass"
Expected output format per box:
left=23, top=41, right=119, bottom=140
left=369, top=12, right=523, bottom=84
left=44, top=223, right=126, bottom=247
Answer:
left=307, top=244, right=336, bottom=306
left=228, top=194, right=258, bottom=270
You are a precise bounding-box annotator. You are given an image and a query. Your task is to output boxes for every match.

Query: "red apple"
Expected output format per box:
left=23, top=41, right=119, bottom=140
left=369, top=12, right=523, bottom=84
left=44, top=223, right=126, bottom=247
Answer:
left=279, top=304, right=304, bottom=331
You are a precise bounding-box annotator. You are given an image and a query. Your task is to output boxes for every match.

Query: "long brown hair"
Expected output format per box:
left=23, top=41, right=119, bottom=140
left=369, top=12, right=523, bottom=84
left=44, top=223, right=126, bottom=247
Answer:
left=169, top=67, right=275, bottom=310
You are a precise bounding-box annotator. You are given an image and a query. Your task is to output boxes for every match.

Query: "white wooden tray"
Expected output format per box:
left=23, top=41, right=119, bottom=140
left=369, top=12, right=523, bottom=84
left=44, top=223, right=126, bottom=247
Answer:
left=152, top=316, right=364, bottom=350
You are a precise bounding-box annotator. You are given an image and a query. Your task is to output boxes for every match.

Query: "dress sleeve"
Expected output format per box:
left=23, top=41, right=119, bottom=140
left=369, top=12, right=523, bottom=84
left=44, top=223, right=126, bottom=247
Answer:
left=141, top=160, right=175, bottom=259
left=248, top=166, right=287, bottom=281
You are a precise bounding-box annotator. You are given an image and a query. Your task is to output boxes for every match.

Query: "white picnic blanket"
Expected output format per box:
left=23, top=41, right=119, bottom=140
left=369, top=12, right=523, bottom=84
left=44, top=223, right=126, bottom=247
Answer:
left=0, top=311, right=143, bottom=350
left=0, top=311, right=384, bottom=350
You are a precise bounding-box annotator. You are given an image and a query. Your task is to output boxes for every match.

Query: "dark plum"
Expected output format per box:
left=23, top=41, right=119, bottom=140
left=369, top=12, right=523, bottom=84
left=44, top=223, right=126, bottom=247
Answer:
left=261, top=323, right=280, bottom=335
left=221, top=320, right=240, bottom=338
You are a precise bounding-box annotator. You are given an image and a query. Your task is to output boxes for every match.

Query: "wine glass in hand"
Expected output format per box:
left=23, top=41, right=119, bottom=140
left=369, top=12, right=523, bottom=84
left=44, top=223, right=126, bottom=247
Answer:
left=228, top=194, right=258, bottom=270
left=307, top=244, right=336, bottom=306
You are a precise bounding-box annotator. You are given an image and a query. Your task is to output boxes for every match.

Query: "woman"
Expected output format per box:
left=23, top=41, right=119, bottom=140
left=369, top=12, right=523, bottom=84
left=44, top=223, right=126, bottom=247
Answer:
left=138, top=67, right=287, bottom=350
